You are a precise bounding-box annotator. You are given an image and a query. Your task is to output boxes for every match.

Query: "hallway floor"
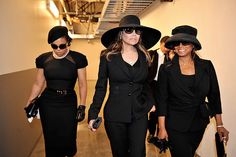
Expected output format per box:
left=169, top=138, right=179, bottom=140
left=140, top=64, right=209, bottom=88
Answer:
left=29, top=81, right=171, bottom=157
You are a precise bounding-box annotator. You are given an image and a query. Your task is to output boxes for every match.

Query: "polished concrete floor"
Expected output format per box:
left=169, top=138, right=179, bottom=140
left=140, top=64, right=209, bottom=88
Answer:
left=30, top=80, right=171, bottom=157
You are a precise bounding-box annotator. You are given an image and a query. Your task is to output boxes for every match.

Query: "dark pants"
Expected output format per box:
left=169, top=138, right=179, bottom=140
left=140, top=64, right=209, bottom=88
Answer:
left=148, top=80, right=158, bottom=135
left=167, top=128, right=205, bottom=157
left=104, top=115, right=148, bottom=157
left=148, top=111, right=158, bottom=135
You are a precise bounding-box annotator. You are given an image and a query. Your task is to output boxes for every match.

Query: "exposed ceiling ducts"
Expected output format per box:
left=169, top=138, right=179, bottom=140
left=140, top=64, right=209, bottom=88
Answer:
left=52, top=0, right=173, bottom=39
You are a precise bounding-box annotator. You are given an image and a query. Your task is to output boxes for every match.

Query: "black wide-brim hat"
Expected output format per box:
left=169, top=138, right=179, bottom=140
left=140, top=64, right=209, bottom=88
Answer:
left=101, top=15, right=161, bottom=49
left=165, top=25, right=202, bottom=50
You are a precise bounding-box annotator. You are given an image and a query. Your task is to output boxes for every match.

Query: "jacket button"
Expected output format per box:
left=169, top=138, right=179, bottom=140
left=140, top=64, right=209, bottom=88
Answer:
left=128, top=93, right=132, bottom=96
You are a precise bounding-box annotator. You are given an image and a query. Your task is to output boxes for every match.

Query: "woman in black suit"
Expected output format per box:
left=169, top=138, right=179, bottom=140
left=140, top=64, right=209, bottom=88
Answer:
left=157, top=25, right=229, bottom=157
left=88, top=15, right=161, bottom=157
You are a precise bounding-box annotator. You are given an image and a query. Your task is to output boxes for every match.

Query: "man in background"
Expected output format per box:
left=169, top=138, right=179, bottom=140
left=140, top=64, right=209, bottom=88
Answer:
left=147, top=36, right=172, bottom=143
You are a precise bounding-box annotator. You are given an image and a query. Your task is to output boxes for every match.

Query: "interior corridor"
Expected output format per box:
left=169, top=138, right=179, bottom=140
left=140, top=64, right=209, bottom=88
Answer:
left=29, top=80, right=171, bottom=157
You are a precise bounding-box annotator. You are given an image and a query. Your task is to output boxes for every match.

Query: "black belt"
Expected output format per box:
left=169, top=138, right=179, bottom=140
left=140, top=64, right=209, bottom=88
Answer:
left=46, top=88, right=74, bottom=95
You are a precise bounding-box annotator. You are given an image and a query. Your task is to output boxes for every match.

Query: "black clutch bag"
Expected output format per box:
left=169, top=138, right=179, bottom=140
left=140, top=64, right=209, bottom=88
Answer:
left=92, top=117, right=102, bottom=129
left=152, top=137, right=171, bottom=153
left=215, top=132, right=227, bottom=157
left=24, top=97, right=40, bottom=118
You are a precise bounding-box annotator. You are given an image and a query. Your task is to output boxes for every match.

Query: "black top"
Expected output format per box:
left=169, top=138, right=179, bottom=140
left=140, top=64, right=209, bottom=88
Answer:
left=36, top=51, right=88, bottom=90
left=124, top=58, right=140, bottom=80
left=180, top=74, right=195, bottom=94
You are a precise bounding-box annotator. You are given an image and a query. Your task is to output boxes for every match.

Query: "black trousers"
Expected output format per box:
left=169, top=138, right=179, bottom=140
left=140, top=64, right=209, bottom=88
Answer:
left=104, top=115, right=148, bottom=157
left=148, top=80, right=158, bottom=135
left=167, top=128, right=205, bottom=157
left=148, top=111, right=158, bottom=135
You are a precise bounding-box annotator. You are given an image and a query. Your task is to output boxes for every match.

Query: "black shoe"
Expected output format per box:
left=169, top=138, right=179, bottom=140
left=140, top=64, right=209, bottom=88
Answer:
left=147, top=134, right=155, bottom=143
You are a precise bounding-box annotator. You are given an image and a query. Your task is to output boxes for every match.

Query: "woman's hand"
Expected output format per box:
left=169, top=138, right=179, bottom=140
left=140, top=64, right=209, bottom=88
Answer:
left=158, top=127, right=168, bottom=141
left=217, top=126, right=229, bottom=144
left=215, top=114, right=229, bottom=144
left=150, top=105, right=156, bottom=112
left=88, top=120, right=97, bottom=132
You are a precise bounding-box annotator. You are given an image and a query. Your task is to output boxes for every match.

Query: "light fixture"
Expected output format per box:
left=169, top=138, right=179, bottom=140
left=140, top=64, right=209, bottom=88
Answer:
left=46, top=0, right=59, bottom=18
left=68, top=32, right=95, bottom=39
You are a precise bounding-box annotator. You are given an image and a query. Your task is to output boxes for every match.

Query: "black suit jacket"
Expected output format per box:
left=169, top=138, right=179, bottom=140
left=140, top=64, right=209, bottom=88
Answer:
left=148, top=49, right=159, bottom=81
left=148, top=49, right=170, bottom=82
left=157, top=55, right=222, bottom=132
left=88, top=51, right=155, bottom=123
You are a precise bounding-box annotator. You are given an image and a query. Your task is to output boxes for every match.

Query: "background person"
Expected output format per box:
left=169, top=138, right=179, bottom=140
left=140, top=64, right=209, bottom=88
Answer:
left=88, top=15, right=161, bottom=157
left=147, top=36, right=170, bottom=143
left=26, top=26, right=88, bottom=157
left=157, top=25, right=229, bottom=157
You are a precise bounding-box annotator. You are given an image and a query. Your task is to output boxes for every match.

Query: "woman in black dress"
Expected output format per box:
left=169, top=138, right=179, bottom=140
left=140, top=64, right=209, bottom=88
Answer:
left=157, top=25, right=229, bottom=157
left=88, top=15, right=161, bottom=157
left=26, top=26, right=88, bottom=157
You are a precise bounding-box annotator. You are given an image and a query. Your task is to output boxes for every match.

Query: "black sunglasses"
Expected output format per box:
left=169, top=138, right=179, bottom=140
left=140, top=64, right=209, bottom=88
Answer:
left=123, top=28, right=142, bottom=35
left=173, top=41, right=191, bottom=47
left=51, top=43, right=67, bottom=50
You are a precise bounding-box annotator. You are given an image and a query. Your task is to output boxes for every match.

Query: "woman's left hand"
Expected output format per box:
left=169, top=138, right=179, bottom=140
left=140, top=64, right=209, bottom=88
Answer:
left=150, top=105, right=156, bottom=112
left=217, top=126, right=229, bottom=144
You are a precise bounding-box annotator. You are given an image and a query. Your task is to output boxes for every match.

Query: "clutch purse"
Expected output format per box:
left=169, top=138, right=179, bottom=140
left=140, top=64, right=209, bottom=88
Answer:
left=24, top=97, right=40, bottom=118
left=152, top=137, right=171, bottom=153
left=92, top=117, right=102, bottom=129
left=215, top=132, right=227, bottom=157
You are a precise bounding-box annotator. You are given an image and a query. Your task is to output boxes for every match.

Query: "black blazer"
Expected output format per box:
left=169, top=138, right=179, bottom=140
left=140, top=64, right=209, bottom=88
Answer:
left=88, top=51, right=155, bottom=123
left=148, top=49, right=159, bottom=81
left=157, top=55, right=222, bottom=132
left=148, top=49, right=170, bottom=82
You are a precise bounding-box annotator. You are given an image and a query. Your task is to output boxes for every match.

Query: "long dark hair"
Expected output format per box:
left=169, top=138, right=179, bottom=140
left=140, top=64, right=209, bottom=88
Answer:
left=101, top=31, right=152, bottom=66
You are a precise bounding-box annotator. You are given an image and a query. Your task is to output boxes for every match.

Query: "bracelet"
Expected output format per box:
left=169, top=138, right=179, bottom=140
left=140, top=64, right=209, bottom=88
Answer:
left=217, top=125, right=224, bottom=128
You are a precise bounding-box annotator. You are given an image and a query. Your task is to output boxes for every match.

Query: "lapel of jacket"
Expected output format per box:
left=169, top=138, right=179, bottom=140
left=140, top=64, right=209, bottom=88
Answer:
left=133, top=51, right=148, bottom=79
left=112, top=53, right=132, bottom=78
left=151, top=49, right=159, bottom=72
left=193, top=55, right=205, bottom=90
left=170, top=56, right=194, bottom=97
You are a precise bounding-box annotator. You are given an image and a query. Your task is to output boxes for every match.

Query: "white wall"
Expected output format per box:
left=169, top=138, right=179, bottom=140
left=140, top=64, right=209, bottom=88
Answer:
left=70, top=39, right=105, bottom=80
left=140, top=0, right=236, bottom=156
left=0, top=0, right=59, bottom=75
left=0, top=0, right=105, bottom=79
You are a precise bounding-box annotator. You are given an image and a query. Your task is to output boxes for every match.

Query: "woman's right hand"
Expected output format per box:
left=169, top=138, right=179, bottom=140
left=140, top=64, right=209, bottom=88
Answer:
left=157, top=127, right=168, bottom=141
left=88, top=120, right=96, bottom=132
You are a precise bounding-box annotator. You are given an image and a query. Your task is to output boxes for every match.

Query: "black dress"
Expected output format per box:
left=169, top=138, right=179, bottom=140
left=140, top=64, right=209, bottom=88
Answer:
left=36, top=51, right=88, bottom=157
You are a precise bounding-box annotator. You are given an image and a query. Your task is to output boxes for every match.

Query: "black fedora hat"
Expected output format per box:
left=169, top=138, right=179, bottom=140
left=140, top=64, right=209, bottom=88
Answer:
left=101, top=15, right=161, bottom=49
left=165, top=25, right=202, bottom=50
left=48, top=26, right=72, bottom=44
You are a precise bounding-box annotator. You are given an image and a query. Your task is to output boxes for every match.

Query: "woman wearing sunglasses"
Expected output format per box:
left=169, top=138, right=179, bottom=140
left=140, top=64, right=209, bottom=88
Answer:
left=156, top=25, right=229, bottom=157
left=26, top=26, right=88, bottom=157
left=88, top=15, right=161, bottom=157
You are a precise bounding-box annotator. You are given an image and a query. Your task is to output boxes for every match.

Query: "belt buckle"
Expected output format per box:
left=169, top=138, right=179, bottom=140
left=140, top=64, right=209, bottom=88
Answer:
left=56, top=90, right=67, bottom=95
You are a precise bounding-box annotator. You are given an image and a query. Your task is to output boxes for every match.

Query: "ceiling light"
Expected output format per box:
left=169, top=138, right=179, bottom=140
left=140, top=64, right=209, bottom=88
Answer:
left=46, top=0, right=59, bottom=18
